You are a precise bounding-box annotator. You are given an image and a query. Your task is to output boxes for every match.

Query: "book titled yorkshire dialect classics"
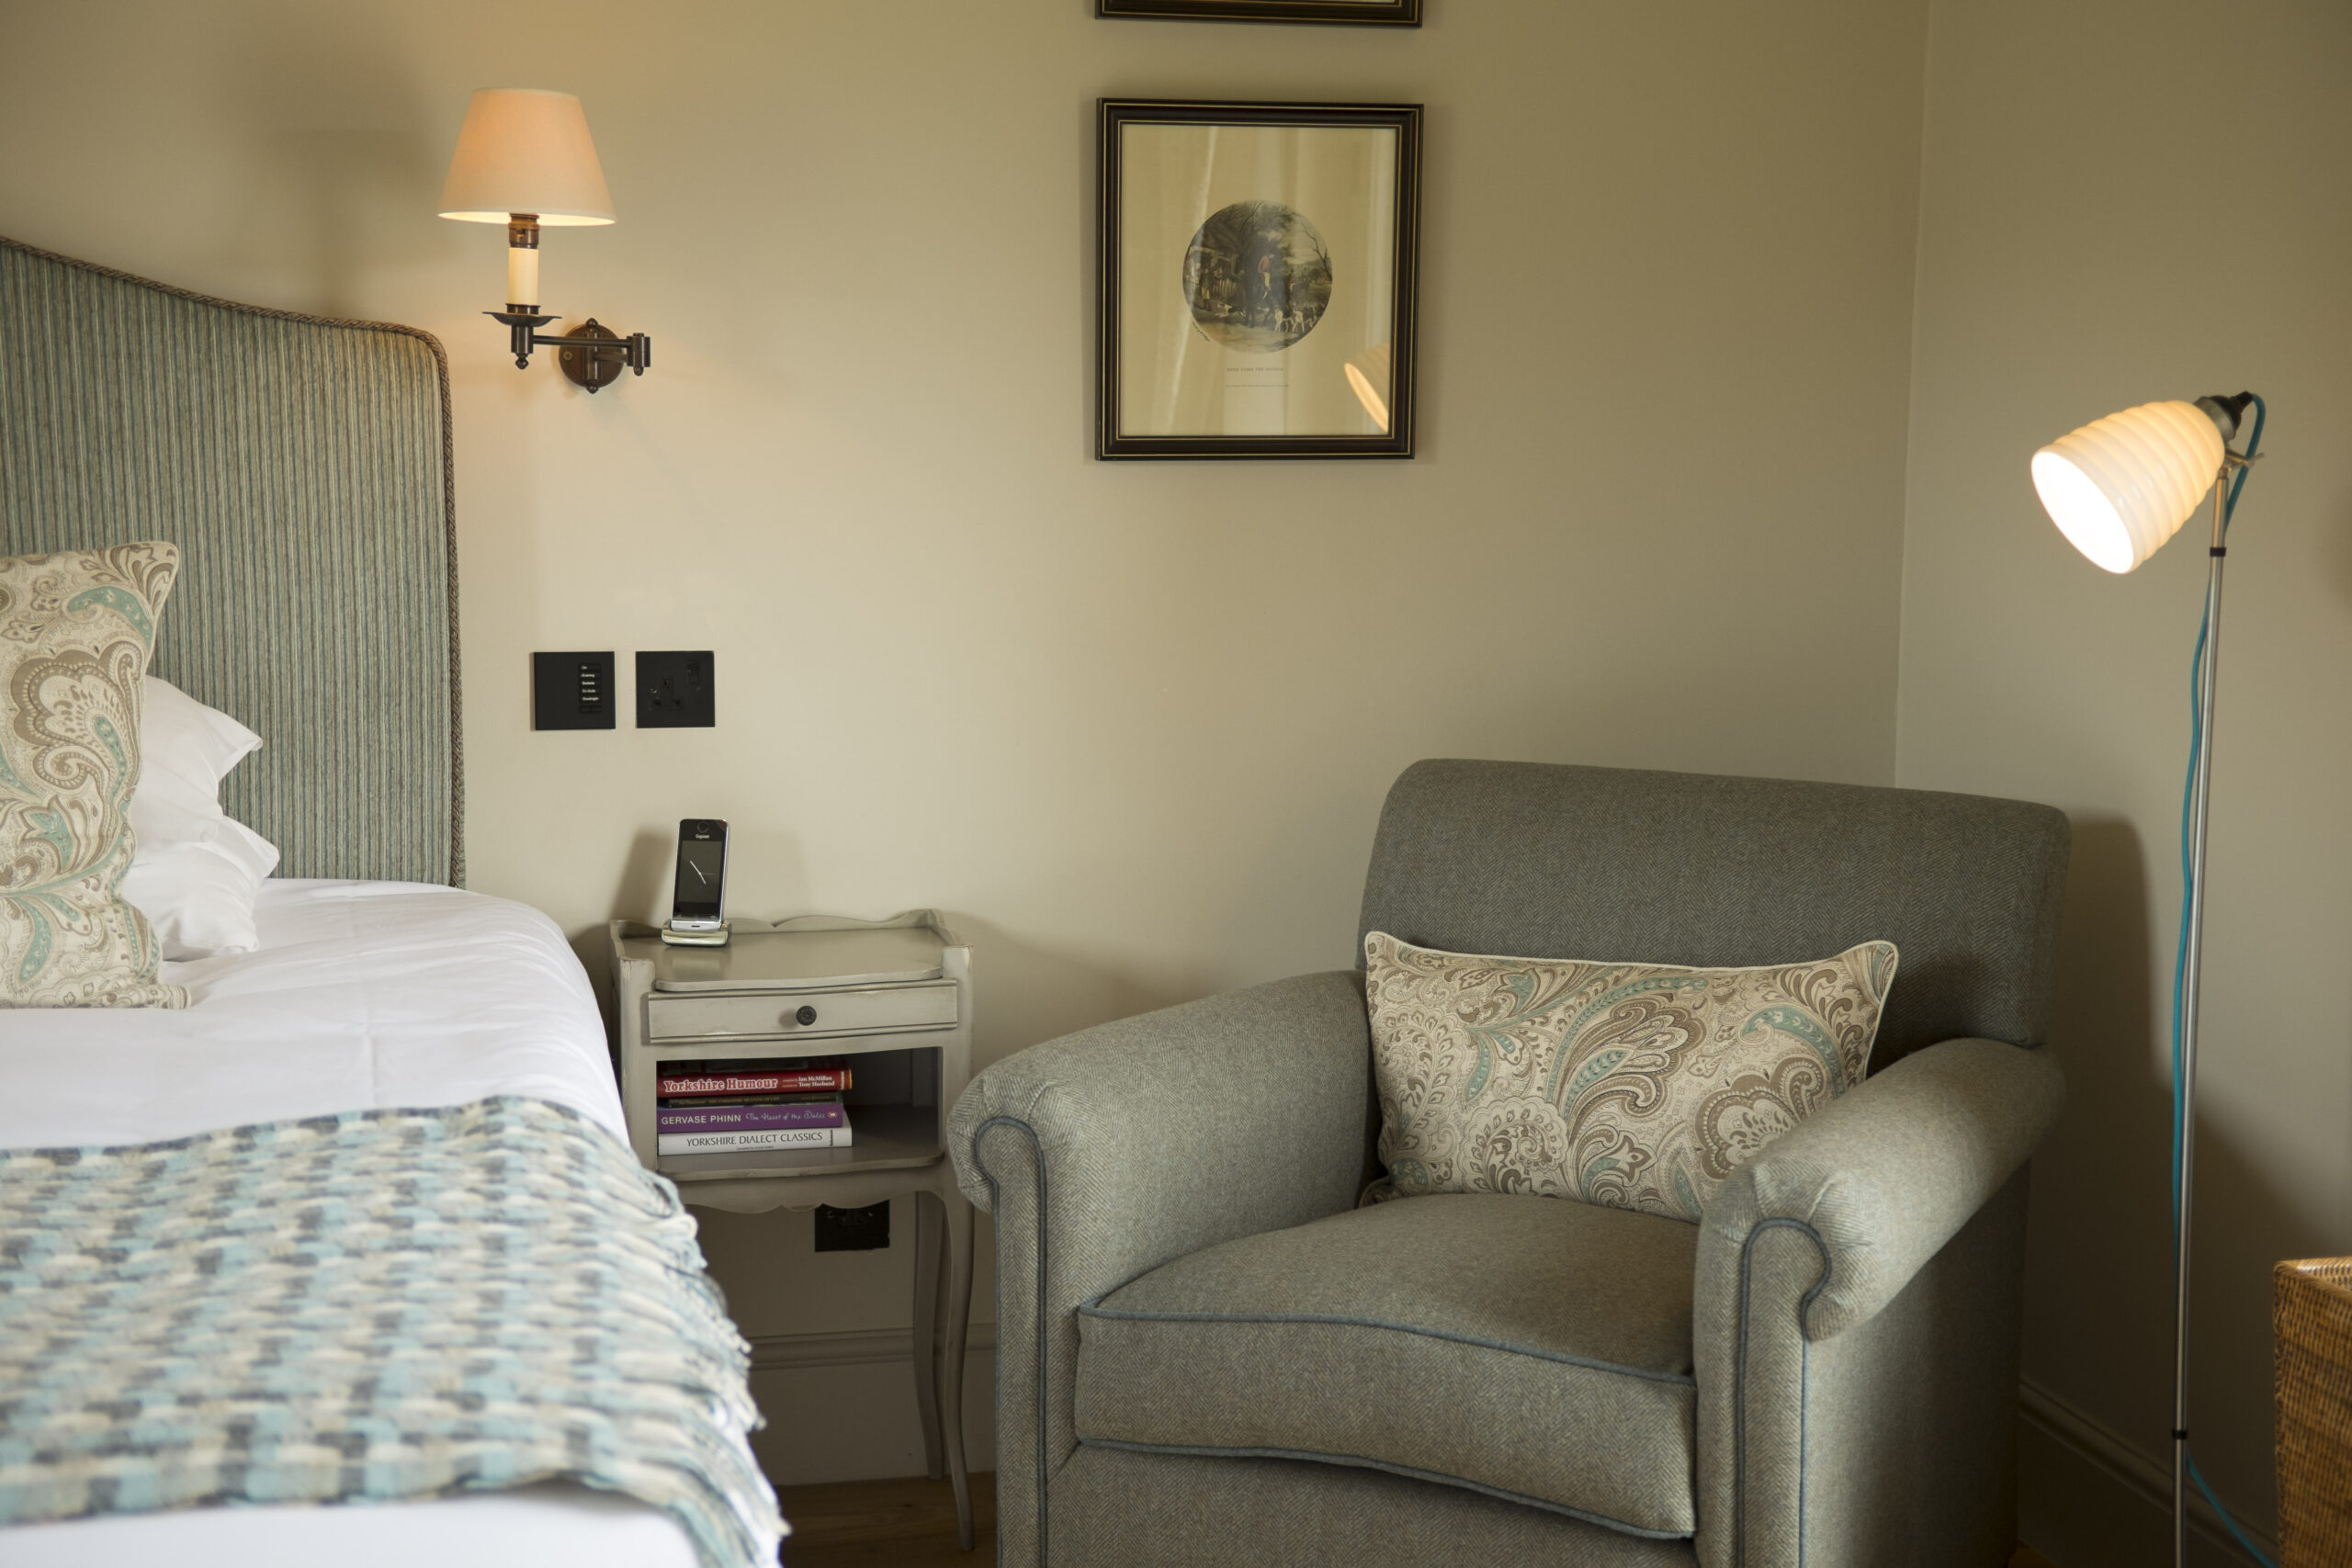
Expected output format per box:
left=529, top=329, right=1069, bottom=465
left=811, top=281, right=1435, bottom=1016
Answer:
left=657, top=1124, right=855, bottom=1156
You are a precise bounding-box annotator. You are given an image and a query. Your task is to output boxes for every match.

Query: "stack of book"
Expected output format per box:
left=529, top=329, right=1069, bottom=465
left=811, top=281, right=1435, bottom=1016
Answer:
left=655, top=1056, right=854, bottom=1156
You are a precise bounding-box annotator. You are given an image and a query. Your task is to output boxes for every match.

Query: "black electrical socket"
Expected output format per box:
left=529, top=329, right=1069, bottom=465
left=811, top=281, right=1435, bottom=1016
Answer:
left=637, top=650, right=715, bottom=728
left=813, top=1200, right=890, bottom=1253
left=532, top=651, right=616, bottom=730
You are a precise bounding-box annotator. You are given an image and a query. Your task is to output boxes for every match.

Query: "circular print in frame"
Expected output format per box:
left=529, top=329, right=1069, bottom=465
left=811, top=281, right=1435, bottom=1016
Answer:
left=1182, top=200, right=1335, bottom=354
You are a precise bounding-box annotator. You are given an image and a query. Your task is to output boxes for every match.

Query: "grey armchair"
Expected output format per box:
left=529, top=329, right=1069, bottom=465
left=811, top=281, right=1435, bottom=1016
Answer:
left=950, top=761, right=2070, bottom=1567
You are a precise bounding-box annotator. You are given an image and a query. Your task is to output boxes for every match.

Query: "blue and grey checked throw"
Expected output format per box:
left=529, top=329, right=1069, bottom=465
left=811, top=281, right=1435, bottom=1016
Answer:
left=0, top=1096, right=782, bottom=1565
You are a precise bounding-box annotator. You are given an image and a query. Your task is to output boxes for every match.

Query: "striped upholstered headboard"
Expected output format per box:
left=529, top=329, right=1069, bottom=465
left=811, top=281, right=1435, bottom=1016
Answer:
left=0, top=236, right=461, bottom=886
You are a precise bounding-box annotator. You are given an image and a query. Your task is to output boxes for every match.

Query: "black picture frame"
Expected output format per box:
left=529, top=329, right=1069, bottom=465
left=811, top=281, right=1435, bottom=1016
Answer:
left=1098, top=98, right=1422, bottom=461
left=1097, top=0, right=1421, bottom=25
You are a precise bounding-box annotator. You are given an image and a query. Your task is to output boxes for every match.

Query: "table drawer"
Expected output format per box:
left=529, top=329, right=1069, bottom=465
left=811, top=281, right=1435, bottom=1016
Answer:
left=648, top=980, right=956, bottom=1043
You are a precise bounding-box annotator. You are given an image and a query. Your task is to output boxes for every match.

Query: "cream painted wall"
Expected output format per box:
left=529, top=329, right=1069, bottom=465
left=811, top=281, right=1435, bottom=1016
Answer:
left=1898, top=2, right=2352, bottom=1558
left=0, top=0, right=1934, bottom=1483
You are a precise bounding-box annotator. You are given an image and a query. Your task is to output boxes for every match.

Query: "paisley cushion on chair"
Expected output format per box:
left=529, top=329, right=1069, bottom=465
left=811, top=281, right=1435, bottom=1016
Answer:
left=0, top=542, right=187, bottom=1008
left=1364, top=930, right=1894, bottom=1221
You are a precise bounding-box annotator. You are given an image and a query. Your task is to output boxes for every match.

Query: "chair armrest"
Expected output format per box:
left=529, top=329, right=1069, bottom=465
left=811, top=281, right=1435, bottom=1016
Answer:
left=1701, top=1035, right=2064, bottom=1342
left=948, top=968, right=1372, bottom=1250
left=1691, top=1037, right=2064, bottom=1568
left=946, top=970, right=1372, bottom=1567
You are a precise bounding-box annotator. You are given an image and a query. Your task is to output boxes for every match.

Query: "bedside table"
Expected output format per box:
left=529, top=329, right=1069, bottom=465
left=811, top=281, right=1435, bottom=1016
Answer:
left=609, top=909, right=977, bottom=1549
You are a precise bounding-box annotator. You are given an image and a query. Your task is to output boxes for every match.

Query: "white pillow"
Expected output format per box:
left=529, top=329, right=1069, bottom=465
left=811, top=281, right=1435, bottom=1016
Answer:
left=124, top=676, right=279, bottom=958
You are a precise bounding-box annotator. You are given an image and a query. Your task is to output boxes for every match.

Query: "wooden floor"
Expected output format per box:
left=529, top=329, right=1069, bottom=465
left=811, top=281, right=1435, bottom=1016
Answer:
left=779, top=1472, right=996, bottom=1567
left=777, top=1472, right=2063, bottom=1567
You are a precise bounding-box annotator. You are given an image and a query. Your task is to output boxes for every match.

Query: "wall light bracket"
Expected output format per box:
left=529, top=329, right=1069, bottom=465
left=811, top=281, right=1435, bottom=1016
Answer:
left=485, top=310, right=651, bottom=390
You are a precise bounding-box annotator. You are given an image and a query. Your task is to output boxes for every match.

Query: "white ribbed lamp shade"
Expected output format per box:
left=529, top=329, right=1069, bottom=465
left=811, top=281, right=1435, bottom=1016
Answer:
left=2030, top=400, right=2224, bottom=574
left=438, top=89, right=616, bottom=225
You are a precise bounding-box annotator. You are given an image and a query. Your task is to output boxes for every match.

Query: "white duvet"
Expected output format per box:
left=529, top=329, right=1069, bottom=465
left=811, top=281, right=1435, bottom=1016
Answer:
left=0, top=880, right=704, bottom=1568
left=0, top=879, right=626, bottom=1149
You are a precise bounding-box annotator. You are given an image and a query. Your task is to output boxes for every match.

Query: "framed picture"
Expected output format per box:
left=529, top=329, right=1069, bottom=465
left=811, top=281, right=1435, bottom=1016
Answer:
left=1098, top=99, right=1421, bottom=460
left=1097, top=0, right=1421, bottom=24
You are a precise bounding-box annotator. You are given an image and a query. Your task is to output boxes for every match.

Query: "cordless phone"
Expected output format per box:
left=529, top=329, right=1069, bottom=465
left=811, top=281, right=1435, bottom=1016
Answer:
left=664, top=819, right=729, bottom=943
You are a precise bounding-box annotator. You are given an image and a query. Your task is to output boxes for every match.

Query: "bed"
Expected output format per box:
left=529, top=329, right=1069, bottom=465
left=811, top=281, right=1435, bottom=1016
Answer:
left=0, top=238, right=756, bottom=1566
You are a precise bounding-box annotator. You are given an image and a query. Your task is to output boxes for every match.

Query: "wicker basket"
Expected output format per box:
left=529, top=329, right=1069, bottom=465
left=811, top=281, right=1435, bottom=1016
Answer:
left=2277, top=1258, right=2352, bottom=1564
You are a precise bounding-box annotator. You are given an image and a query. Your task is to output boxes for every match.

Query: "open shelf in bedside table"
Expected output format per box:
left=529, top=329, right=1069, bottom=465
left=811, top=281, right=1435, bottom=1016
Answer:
left=636, top=1011, right=956, bottom=1183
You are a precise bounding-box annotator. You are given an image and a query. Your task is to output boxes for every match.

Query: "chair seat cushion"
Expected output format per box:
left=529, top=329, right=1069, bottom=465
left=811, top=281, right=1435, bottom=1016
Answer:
left=1074, top=1193, right=1700, bottom=1538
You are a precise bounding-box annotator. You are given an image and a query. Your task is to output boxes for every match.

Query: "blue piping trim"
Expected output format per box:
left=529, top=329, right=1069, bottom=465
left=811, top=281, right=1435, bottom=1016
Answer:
left=1077, top=1436, right=1695, bottom=1541
left=1733, top=1217, right=1831, bottom=1568
left=1077, top=1302, right=1696, bottom=1386
left=969, top=1114, right=1049, bottom=1564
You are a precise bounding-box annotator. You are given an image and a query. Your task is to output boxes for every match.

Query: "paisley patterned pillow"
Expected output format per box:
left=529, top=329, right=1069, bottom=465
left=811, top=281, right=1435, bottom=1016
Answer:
left=0, top=543, right=187, bottom=1008
left=1364, top=931, right=1896, bottom=1222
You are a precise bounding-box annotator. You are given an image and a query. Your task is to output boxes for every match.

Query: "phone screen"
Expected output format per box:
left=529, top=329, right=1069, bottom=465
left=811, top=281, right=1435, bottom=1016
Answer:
left=673, top=828, right=726, bottom=920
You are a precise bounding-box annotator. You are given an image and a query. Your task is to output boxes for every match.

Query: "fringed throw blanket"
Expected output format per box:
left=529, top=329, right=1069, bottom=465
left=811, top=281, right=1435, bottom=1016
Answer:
left=0, top=1097, right=782, bottom=1565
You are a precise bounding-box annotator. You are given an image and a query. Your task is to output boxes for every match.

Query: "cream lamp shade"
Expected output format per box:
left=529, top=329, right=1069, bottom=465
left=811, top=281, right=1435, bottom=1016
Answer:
left=2030, top=400, right=2225, bottom=574
left=438, top=89, right=616, bottom=226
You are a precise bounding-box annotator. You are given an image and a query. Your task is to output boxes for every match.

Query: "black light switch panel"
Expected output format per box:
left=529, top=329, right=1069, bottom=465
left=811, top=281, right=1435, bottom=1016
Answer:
left=637, top=650, right=715, bottom=728
left=813, top=1201, right=890, bottom=1253
left=532, top=651, right=616, bottom=730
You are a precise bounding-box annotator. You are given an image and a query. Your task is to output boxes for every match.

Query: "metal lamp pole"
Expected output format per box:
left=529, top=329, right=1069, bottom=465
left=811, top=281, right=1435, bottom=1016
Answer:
left=2172, top=453, right=2247, bottom=1568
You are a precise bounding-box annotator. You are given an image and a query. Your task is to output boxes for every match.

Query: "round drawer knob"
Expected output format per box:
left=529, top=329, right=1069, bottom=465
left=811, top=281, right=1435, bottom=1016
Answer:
left=796, top=1005, right=818, bottom=1027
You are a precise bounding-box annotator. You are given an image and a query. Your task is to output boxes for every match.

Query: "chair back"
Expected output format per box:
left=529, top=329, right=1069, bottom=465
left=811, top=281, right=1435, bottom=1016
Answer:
left=1357, top=760, right=2070, bottom=1064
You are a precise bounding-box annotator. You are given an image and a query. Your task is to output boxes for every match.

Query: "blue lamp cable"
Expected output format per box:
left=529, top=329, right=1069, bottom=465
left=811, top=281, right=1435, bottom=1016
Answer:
left=2167, top=392, right=2273, bottom=1567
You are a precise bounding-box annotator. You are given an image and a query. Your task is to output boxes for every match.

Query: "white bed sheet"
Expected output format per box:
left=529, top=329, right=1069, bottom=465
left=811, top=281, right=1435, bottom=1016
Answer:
left=0, top=879, right=626, bottom=1149
left=0, top=879, right=707, bottom=1568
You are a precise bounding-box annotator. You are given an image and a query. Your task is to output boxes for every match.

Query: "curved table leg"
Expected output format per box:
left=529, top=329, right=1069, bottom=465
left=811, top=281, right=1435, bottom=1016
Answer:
left=942, top=1188, right=976, bottom=1551
left=911, top=1189, right=944, bottom=1480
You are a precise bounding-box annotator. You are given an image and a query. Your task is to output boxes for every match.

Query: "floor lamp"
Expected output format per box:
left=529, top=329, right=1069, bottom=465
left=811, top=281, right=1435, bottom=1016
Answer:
left=2030, top=390, right=2268, bottom=1568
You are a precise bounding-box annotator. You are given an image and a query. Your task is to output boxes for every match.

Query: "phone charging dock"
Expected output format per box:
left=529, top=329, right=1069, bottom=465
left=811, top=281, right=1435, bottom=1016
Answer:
left=660, top=920, right=731, bottom=948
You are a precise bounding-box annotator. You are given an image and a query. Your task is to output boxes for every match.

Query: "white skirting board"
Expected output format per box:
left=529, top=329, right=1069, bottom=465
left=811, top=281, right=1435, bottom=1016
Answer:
left=2018, top=1377, right=2276, bottom=1568
left=748, top=1325, right=999, bottom=1488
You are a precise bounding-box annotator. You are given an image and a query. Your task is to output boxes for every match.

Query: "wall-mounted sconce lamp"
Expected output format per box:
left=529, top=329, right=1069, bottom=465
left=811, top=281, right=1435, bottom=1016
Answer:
left=438, top=88, right=650, bottom=393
